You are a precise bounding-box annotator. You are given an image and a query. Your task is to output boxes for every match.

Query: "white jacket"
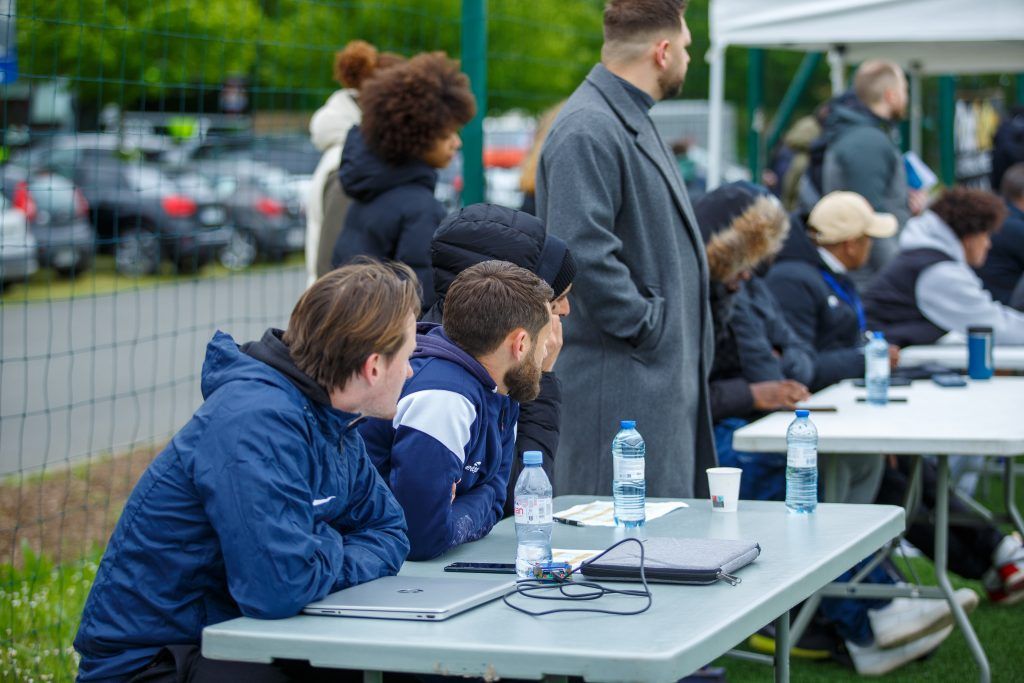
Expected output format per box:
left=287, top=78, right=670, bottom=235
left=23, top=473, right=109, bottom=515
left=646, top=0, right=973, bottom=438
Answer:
left=306, top=89, right=361, bottom=287
left=901, top=210, right=1024, bottom=344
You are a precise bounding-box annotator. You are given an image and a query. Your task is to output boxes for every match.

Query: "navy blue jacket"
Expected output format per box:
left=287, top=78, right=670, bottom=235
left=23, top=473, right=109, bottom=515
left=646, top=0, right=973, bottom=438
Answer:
left=766, top=217, right=865, bottom=390
left=360, top=323, right=518, bottom=561
left=977, top=201, right=1024, bottom=305
left=331, top=126, right=446, bottom=309
left=74, top=330, right=409, bottom=682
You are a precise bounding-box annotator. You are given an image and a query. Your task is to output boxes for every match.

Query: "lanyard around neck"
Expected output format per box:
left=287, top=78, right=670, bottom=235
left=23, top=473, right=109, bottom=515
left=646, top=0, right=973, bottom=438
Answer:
left=819, top=268, right=866, bottom=334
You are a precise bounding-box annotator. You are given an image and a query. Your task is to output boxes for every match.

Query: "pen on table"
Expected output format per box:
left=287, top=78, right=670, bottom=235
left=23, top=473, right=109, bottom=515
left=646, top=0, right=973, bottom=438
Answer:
left=796, top=405, right=838, bottom=412
left=555, top=517, right=584, bottom=526
left=855, top=397, right=908, bottom=403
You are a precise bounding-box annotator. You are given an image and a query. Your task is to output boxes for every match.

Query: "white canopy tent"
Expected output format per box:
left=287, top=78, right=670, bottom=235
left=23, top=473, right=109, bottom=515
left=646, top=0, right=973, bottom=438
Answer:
left=706, top=0, right=1024, bottom=187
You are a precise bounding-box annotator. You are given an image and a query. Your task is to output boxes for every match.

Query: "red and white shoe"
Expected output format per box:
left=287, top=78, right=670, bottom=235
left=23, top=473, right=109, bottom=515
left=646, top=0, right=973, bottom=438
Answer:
left=985, top=561, right=1024, bottom=605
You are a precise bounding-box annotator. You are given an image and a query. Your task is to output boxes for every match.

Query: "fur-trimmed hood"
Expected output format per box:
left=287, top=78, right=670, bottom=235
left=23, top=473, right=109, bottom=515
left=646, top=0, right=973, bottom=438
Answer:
left=695, top=182, right=790, bottom=283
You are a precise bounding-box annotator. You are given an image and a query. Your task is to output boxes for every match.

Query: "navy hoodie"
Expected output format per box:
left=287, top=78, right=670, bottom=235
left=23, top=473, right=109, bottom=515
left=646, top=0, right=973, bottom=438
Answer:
left=331, top=126, right=446, bottom=308
left=360, top=323, right=518, bottom=561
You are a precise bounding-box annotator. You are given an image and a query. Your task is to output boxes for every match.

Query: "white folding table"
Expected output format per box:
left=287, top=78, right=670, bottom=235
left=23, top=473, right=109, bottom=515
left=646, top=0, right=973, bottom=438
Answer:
left=202, top=496, right=903, bottom=683
left=899, top=344, right=1024, bottom=372
left=733, top=377, right=1024, bottom=683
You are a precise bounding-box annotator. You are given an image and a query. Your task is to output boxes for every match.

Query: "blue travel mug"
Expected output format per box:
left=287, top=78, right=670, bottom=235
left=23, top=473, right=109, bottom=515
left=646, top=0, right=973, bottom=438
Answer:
left=967, top=326, right=994, bottom=380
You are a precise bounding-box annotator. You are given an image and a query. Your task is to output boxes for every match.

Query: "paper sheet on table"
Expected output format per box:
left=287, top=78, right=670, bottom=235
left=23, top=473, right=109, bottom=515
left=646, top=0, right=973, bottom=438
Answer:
left=553, top=500, right=688, bottom=527
left=551, top=548, right=602, bottom=570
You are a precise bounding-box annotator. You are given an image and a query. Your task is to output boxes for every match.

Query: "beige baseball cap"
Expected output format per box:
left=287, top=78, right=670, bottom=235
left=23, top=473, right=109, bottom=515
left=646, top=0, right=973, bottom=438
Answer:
left=808, top=191, right=899, bottom=245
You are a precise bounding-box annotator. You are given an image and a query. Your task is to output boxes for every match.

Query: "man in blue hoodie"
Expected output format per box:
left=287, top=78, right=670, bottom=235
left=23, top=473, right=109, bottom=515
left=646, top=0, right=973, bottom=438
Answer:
left=74, top=261, right=419, bottom=682
left=361, top=260, right=554, bottom=561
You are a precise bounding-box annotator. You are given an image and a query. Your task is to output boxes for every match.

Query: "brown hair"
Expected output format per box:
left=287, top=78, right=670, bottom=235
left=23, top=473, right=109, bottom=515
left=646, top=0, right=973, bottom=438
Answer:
left=283, top=259, right=421, bottom=392
left=1001, top=162, right=1024, bottom=201
left=603, top=0, right=686, bottom=43
left=360, top=51, right=477, bottom=165
left=443, top=261, right=553, bottom=358
left=519, top=101, right=564, bottom=194
left=333, top=40, right=406, bottom=89
left=853, top=60, right=904, bottom=107
left=930, top=187, right=1008, bottom=239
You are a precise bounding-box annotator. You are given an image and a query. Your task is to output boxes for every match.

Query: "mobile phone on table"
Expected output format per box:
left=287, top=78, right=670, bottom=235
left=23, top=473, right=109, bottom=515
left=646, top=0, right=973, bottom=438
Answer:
left=443, top=562, right=517, bottom=574
left=932, top=373, right=967, bottom=388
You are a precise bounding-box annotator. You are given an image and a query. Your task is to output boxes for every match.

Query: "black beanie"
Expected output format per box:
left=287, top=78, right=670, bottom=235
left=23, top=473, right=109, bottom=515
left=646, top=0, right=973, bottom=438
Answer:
left=550, top=249, right=577, bottom=298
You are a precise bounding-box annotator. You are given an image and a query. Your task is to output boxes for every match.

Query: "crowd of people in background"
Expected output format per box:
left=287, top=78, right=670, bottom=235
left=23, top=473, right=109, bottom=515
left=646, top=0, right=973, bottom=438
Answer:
left=71, top=1, right=1024, bottom=681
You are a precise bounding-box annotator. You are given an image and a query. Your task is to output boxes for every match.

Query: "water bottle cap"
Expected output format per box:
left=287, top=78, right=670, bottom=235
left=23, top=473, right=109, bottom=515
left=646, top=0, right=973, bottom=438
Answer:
left=795, top=409, right=810, bottom=418
left=872, top=331, right=885, bottom=340
left=620, top=420, right=636, bottom=429
left=522, top=450, right=543, bottom=466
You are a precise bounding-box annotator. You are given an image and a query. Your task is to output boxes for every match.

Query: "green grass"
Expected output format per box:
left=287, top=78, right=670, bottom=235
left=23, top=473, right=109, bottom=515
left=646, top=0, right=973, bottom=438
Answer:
left=0, top=545, right=101, bottom=682
left=1, top=252, right=304, bottom=304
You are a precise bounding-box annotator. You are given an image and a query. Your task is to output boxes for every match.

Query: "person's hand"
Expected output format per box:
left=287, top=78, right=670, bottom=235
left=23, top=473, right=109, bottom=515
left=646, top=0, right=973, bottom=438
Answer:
left=888, top=344, right=901, bottom=369
left=451, top=482, right=457, bottom=503
left=750, top=380, right=811, bottom=412
left=908, top=189, right=928, bottom=216
left=541, top=311, right=563, bottom=372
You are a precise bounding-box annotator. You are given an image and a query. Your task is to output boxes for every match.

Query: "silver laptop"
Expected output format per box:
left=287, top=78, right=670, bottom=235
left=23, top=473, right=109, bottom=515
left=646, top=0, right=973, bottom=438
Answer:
left=303, top=575, right=514, bottom=621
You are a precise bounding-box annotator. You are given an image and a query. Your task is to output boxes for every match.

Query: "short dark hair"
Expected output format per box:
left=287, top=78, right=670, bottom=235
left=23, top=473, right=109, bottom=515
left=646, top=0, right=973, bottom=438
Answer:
left=603, top=0, right=686, bottom=43
left=283, top=259, right=420, bottom=392
left=443, top=261, right=553, bottom=358
left=360, top=51, right=477, bottom=165
left=930, top=187, right=1008, bottom=239
left=1001, top=162, right=1024, bottom=202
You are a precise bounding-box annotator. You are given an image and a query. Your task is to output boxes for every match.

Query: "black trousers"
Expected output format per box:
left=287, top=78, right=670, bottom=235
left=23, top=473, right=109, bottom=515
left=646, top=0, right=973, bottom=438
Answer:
left=875, top=456, right=1004, bottom=580
left=128, top=645, right=362, bottom=683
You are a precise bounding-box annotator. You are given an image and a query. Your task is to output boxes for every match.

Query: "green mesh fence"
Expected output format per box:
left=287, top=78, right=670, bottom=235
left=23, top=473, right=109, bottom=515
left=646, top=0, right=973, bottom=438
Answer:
left=0, top=1, right=609, bottom=679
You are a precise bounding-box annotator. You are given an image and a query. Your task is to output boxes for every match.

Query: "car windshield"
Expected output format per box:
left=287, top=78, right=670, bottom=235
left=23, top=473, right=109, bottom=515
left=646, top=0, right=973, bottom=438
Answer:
left=122, top=164, right=172, bottom=193
left=28, top=174, right=77, bottom=215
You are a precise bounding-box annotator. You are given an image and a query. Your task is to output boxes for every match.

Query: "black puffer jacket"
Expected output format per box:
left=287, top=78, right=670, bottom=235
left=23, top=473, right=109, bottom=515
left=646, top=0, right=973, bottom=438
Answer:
left=331, top=126, right=446, bottom=309
left=766, top=214, right=865, bottom=390
left=420, top=203, right=575, bottom=518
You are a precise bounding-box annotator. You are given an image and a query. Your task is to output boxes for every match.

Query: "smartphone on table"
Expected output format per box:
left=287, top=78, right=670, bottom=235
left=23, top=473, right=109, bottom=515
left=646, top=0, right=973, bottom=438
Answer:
left=443, top=562, right=517, bottom=574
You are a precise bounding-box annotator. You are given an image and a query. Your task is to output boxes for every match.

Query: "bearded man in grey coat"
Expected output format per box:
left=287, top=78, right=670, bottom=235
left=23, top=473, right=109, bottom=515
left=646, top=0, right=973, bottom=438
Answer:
left=536, top=0, right=715, bottom=499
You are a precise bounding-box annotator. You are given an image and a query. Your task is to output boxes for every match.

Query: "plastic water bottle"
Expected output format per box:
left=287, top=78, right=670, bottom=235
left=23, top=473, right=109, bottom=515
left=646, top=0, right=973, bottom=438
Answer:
left=865, top=331, right=890, bottom=406
left=786, top=410, right=818, bottom=514
left=612, top=420, right=646, bottom=528
left=513, top=450, right=553, bottom=579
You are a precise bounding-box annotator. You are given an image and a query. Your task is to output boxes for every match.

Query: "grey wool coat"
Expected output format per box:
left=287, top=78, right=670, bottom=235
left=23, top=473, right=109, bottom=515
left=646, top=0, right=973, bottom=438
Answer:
left=536, top=64, right=717, bottom=499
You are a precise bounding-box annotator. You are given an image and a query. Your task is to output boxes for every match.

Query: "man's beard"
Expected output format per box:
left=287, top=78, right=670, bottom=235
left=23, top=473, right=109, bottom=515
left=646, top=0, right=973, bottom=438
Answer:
left=504, top=352, right=543, bottom=403
left=658, top=69, right=685, bottom=101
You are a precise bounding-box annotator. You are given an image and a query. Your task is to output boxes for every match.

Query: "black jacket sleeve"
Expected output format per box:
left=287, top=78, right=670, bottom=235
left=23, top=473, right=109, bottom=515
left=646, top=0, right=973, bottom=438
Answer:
left=709, top=377, right=755, bottom=423
left=503, top=371, right=561, bottom=518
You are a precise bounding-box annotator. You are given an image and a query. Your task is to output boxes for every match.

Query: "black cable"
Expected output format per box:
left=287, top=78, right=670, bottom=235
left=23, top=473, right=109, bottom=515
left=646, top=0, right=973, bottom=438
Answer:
left=501, top=538, right=652, bottom=617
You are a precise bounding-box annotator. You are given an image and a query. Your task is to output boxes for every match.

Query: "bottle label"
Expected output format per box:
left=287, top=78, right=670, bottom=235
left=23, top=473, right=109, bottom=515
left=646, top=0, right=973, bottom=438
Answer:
left=514, top=495, right=552, bottom=524
left=867, top=353, right=890, bottom=378
left=788, top=446, right=817, bottom=468
left=614, top=457, right=645, bottom=481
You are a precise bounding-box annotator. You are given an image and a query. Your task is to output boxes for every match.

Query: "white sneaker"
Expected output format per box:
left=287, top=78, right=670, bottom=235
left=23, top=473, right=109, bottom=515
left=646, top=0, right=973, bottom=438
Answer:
left=847, top=625, right=954, bottom=675
left=868, top=587, right=978, bottom=649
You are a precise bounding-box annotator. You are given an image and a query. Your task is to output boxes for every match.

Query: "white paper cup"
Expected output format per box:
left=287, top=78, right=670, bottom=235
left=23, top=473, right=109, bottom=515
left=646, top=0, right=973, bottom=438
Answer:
left=707, top=467, right=742, bottom=512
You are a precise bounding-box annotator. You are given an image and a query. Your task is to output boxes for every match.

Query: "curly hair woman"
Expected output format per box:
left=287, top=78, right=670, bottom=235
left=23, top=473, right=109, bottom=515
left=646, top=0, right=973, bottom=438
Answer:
left=331, top=52, right=477, bottom=308
left=864, top=186, right=1024, bottom=346
left=306, top=40, right=405, bottom=286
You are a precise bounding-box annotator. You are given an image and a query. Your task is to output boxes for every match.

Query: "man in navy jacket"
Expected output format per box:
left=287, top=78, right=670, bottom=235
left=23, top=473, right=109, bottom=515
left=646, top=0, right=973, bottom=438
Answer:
left=361, top=261, right=553, bottom=560
left=75, top=261, right=420, bottom=682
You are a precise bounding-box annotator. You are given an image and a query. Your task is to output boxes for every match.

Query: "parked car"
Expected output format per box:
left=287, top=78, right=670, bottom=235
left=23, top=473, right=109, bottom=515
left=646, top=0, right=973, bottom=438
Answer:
left=177, top=159, right=305, bottom=261
left=0, top=193, right=39, bottom=290
left=31, top=146, right=246, bottom=275
left=0, top=164, right=96, bottom=277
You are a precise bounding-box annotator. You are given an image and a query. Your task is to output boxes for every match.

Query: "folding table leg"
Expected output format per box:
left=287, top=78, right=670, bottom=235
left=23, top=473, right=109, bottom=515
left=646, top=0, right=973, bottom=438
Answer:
left=1005, top=457, right=1024, bottom=538
left=935, top=456, right=991, bottom=683
left=773, top=611, right=790, bottom=683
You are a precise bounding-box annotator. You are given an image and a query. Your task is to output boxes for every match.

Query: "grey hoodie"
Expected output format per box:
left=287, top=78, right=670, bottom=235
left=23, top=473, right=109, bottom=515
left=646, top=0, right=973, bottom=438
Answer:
left=899, top=211, right=1024, bottom=344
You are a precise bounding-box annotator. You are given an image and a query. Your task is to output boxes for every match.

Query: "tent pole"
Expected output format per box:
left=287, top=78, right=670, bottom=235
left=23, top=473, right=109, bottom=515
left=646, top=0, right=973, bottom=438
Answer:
left=747, top=48, right=765, bottom=181
left=827, top=48, right=845, bottom=94
left=939, top=75, right=956, bottom=186
left=707, top=43, right=726, bottom=190
left=909, top=69, right=923, bottom=157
